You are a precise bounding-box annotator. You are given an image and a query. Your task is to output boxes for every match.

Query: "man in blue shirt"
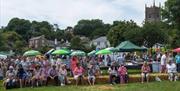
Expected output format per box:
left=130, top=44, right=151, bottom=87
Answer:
left=175, top=53, right=180, bottom=72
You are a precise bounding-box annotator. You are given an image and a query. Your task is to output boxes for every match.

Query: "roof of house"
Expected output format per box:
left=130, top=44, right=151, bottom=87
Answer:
left=92, top=36, right=108, bottom=42
left=29, top=35, right=45, bottom=40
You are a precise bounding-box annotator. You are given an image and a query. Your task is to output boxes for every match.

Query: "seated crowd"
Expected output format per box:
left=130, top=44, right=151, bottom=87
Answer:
left=0, top=53, right=179, bottom=89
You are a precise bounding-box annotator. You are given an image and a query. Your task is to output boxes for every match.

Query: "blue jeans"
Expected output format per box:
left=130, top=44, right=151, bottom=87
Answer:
left=58, top=75, right=65, bottom=84
left=177, top=63, right=180, bottom=73
left=0, top=76, right=3, bottom=80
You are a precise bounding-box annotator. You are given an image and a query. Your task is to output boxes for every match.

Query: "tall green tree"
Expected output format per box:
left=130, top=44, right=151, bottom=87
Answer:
left=74, top=19, right=110, bottom=39
left=162, top=0, right=180, bottom=48
left=70, top=36, right=85, bottom=50
left=0, top=31, right=6, bottom=51
left=5, top=18, right=31, bottom=41
left=2, top=31, right=25, bottom=53
left=31, top=21, right=55, bottom=40
left=107, top=20, right=141, bottom=47
left=141, top=22, right=169, bottom=48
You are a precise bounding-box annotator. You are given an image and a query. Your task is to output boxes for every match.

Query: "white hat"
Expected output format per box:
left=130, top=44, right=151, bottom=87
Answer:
left=9, top=66, right=14, bottom=69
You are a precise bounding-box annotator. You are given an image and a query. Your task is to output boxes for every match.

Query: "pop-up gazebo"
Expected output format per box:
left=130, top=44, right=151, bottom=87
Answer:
left=116, top=41, right=147, bottom=52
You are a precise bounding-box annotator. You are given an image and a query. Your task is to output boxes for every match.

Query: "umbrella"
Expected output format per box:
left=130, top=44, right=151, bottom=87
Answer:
left=51, top=49, right=70, bottom=55
left=105, top=47, right=119, bottom=52
left=95, top=49, right=112, bottom=55
left=45, top=48, right=55, bottom=55
left=0, top=54, right=7, bottom=59
left=23, top=50, right=41, bottom=56
left=71, top=50, right=86, bottom=56
left=173, top=47, right=180, bottom=52
left=88, top=50, right=96, bottom=56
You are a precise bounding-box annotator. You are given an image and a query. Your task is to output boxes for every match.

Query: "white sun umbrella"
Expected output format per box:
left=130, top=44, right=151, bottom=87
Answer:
left=0, top=54, right=7, bottom=59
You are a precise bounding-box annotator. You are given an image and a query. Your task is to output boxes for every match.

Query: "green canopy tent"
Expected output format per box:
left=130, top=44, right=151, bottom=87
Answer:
left=116, top=41, right=147, bottom=52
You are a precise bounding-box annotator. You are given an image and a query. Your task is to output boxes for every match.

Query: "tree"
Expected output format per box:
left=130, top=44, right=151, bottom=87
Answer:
left=162, top=0, right=180, bottom=48
left=2, top=31, right=25, bottom=53
left=162, top=0, right=180, bottom=27
left=70, top=36, right=85, bottom=50
left=74, top=19, right=110, bottom=39
left=31, top=21, right=55, bottom=40
left=0, top=31, right=7, bottom=51
left=141, top=22, right=169, bottom=48
left=5, top=18, right=31, bottom=41
left=107, top=20, right=141, bottom=47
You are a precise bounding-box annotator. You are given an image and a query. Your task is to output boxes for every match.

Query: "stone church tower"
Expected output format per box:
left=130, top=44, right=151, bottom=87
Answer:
left=145, top=0, right=161, bottom=22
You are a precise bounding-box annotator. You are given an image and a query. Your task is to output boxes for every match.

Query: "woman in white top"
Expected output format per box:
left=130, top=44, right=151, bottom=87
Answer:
left=58, top=64, right=67, bottom=86
left=166, top=61, right=177, bottom=81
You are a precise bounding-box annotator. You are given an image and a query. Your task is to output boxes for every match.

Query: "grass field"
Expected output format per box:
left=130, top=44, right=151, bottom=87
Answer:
left=1, top=81, right=180, bottom=91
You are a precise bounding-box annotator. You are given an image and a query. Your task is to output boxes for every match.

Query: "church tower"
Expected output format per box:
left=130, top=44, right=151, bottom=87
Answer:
left=145, top=0, right=161, bottom=22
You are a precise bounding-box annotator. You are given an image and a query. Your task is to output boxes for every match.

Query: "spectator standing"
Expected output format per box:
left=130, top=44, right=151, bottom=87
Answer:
left=160, top=52, right=168, bottom=73
left=175, top=53, right=180, bottom=72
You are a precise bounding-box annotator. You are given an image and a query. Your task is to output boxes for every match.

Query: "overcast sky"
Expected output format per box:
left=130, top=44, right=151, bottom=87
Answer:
left=0, top=0, right=166, bottom=29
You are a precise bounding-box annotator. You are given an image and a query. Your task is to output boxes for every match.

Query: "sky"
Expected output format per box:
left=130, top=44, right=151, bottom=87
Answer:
left=0, top=0, right=166, bottom=29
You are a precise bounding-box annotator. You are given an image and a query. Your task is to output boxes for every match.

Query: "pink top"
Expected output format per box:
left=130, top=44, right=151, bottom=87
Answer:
left=70, top=57, right=78, bottom=71
left=141, top=65, right=150, bottom=73
left=59, top=68, right=67, bottom=76
left=118, top=66, right=127, bottom=75
left=34, top=68, right=43, bottom=78
left=73, top=67, right=84, bottom=75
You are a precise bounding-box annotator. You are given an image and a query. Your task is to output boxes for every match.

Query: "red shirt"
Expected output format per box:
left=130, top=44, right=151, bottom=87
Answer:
left=118, top=66, right=127, bottom=75
left=70, top=57, right=78, bottom=71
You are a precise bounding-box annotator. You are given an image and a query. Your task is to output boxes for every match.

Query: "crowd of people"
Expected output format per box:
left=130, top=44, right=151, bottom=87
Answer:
left=0, top=52, right=179, bottom=89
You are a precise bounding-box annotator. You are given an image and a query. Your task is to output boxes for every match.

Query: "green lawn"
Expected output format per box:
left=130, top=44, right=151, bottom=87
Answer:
left=1, top=81, right=180, bottom=91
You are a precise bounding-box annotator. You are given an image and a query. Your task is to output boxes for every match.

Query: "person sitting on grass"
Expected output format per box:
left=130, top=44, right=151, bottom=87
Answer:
left=4, top=66, right=16, bottom=89
left=108, top=63, right=118, bottom=85
left=46, top=65, right=58, bottom=86
left=73, top=63, right=84, bottom=86
left=87, top=64, right=96, bottom=85
left=141, top=61, right=151, bottom=83
left=118, top=64, right=128, bottom=84
left=58, top=64, right=67, bottom=86
left=166, top=61, right=178, bottom=81
left=16, top=64, right=27, bottom=88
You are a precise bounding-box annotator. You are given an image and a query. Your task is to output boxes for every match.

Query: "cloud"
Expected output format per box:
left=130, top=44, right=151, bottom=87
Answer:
left=0, top=0, right=166, bottom=29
